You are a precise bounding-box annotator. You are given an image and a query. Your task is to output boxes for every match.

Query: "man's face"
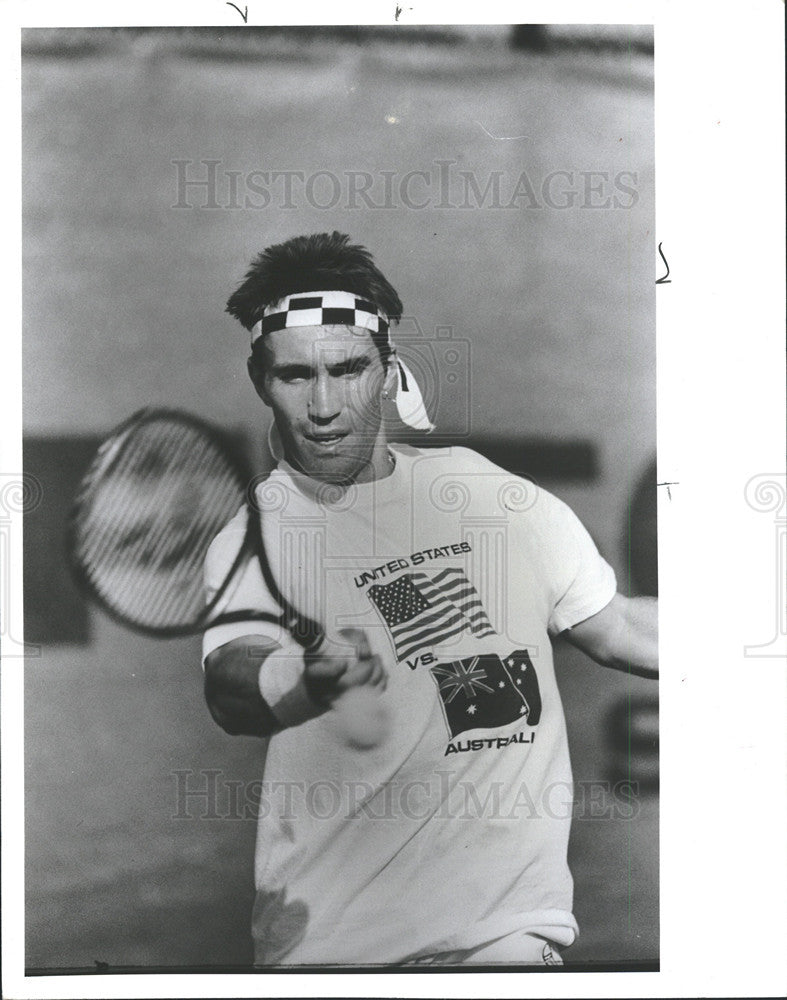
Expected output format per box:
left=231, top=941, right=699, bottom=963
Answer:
left=252, top=324, right=395, bottom=485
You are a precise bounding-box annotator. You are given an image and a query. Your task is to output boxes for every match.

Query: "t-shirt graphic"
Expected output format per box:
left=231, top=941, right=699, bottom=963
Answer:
left=368, top=568, right=495, bottom=662
left=430, top=649, right=542, bottom=738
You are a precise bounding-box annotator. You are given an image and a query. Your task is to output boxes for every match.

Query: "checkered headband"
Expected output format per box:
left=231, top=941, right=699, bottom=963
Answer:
left=251, top=291, right=389, bottom=342
left=250, top=290, right=434, bottom=432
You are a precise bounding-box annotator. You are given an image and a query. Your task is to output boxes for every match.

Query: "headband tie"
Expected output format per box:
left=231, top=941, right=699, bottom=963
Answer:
left=252, top=291, right=434, bottom=432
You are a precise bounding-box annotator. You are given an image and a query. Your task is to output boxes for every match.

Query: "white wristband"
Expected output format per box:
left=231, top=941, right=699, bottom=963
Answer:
left=258, top=643, right=324, bottom=729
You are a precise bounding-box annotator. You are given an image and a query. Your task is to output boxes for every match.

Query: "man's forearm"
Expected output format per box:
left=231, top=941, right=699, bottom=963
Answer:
left=204, top=638, right=282, bottom=737
left=610, top=595, right=658, bottom=678
left=565, top=592, right=658, bottom=678
left=203, top=629, right=385, bottom=737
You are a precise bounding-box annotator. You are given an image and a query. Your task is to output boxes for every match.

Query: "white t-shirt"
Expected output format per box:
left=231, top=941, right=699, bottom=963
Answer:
left=202, top=444, right=616, bottom=965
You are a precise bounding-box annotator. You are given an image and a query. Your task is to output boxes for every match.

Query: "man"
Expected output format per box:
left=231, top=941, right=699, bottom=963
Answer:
left=203, top=231, right=658, bottom=966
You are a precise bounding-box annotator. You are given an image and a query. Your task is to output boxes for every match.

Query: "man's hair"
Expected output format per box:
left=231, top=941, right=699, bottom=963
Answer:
left=227, top=232, right=402, bottom=373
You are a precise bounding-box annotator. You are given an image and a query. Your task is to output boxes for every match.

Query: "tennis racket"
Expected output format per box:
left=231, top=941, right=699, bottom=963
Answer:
left=69, top=407, right=319, bottom=643
left=69, top=407, right=388, bottom=746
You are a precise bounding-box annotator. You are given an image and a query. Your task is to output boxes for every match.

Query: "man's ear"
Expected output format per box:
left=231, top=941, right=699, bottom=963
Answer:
left=247, top=357, right=271, bottom=406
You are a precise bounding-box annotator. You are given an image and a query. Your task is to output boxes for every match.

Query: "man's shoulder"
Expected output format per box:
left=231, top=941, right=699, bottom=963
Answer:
left=212, top=503, right=248, bottom=536
left=395, top=442, right=541, bottom=491
left=392, top=442, right=505, bottom=474
left=394, top=442, right=569, bottom=520
left=205, top=504, right=247, bottom=564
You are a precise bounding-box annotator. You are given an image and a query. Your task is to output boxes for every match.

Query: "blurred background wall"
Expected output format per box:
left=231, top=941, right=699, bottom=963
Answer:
left=22, top=24, right=657, bottom=969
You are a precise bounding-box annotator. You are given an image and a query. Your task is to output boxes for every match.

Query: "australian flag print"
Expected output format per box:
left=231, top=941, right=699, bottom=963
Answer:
left=368, top=568, right=495, bottom=662
left=430, top=649, right=542, bottom=738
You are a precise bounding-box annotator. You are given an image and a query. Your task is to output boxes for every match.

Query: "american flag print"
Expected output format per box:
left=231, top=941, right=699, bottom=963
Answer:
left=430, top=649, right=542, bottom=738
left=367, top=568, right=495, bottom=662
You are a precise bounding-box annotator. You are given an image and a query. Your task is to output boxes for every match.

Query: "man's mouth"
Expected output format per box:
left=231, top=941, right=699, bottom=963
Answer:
left=304, top=431, right=349, bottom=447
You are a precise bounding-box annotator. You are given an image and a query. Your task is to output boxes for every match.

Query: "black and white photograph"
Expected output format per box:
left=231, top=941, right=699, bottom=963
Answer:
left=2, top=2, right=785, bottom=998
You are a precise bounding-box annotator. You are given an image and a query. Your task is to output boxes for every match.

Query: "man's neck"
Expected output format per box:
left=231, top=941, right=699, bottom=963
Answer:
left=285, top=438, right=395, bottom=487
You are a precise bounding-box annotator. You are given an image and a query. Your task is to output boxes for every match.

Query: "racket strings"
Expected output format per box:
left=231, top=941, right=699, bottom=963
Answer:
left=148, top=443, right=241, bottom=625
left=78, top=420, right=194, bottom=571
left=130, top=432, right=242, bottom=625
left=81, top=422, right=203, bottom=619
left=84, top=421, right=191, bottom=575
left=73, top=416, right=245, bottom=629
left=75, top=421, right=163, bottom=570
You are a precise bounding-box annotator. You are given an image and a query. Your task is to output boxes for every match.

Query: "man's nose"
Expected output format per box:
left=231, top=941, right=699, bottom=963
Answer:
left=308, top=374, right=342, bottom=422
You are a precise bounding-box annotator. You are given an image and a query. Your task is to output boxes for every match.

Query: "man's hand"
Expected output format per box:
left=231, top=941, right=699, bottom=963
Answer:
left=204, top=628, right=387, bottom=739
left=303, top=628, right=387, bottom=707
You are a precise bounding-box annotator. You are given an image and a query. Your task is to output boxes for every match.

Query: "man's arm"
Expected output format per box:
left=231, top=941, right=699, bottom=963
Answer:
left=204, top=636, right=282, bottom=737
left=204, top=629, right=386, bottom=737
left=562, top=593, right=658, bottom=678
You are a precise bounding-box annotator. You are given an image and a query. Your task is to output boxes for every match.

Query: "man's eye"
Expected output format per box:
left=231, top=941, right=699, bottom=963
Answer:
left=338, top=360, right=367, bottom=377
left=279, top=369, right=310, bottom=383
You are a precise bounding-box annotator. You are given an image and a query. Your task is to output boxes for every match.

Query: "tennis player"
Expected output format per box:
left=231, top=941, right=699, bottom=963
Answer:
left=202, top=232, right=658, bottom=966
